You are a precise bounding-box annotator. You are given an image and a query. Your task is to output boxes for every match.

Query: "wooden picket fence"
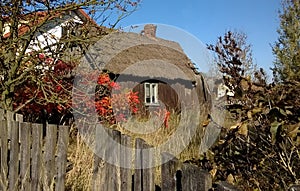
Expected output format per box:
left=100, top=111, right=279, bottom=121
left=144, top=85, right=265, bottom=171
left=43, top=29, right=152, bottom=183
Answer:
left=0, top=109, right=213, bottom=191
left=91, top=128, right=212, bottom=191
left=0, top=110, right=69, bottom=191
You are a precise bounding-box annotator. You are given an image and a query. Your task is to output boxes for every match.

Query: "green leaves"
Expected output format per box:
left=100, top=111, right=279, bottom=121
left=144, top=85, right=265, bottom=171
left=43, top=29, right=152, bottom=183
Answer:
left=270, top=120, right=282, bottom=145
left=272, top=0, right=300, bottom=83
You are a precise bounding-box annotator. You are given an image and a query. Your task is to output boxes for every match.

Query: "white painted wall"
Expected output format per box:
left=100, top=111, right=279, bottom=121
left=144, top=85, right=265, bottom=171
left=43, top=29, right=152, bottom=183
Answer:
left=27, top=25, right=62, bottom=53
left=26, top=14, right=83, bottom=54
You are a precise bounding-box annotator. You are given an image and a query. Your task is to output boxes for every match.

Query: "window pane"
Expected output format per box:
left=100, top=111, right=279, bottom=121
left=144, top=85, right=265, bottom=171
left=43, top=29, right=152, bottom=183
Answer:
left=145, top=83, right=150, bottom=96
left=144, top=82, right=158, bottom=105
left=152, top=84, right=156, bottom=103
left=152, top=95, right=155, bottom=103
left=146, top=97, right=151, bottom=103
left=145, top=83, right=150, bottom=103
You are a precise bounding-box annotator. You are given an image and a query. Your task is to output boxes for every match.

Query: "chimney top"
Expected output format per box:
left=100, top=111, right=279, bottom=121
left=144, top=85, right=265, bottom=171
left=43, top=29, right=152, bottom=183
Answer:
left=143, top=24, right=157, bottom=38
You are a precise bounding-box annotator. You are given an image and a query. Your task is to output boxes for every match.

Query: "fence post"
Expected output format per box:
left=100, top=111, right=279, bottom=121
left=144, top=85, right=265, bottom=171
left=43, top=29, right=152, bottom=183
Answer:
left=181, top=163, right=212, bottom=191
left=0, top=110, right=70, bottom=190
left=44, top=124, right=57, bottom=189
left=19, top=122, right=31, bottom=191
left=55, top=125, right=69, bottom=191
left=161, top=152, right=179, bottom=191
left=31, top=123, right=43, bottom=191
left=6, top=110, right=14, bottom=141
left=134, top=138, right=143, bottom=191
left=92, top=126, right=121, bottom=191
left=8, top=120, right=19, bottom=191
left=120, top=134, right=132, bottom=191
left=0, top=109, right=4, bottom=120
left=0, top=120, right=8, bottom=190
left=134, top=138, right=155, bottom=191
left=107, top=130, right=121, bottom=191
left=92, top=124, right=103, bottom=191
left=16, top=113, right=23, bottom=144
left=141, top=140, right=155, bottom=191
left=16, top=113, right=23, bottom=122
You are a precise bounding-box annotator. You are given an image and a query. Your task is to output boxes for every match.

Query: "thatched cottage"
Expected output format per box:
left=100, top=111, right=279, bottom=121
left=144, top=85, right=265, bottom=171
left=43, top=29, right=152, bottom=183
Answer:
left=83, top=24, right=211, bottom=115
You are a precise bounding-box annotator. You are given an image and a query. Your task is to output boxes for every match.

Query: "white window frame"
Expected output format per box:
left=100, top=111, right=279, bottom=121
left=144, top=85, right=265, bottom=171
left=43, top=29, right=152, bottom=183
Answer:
left=144, top=82, right=159, bottom=106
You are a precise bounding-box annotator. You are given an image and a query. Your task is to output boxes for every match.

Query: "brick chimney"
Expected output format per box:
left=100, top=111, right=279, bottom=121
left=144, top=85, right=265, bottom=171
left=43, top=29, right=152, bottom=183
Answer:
left=143, top=24, right=157, bottom=38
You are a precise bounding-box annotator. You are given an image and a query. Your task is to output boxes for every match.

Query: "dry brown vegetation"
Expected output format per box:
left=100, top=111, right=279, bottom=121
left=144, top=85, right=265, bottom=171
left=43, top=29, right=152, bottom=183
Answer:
left=203, top=28, right=300, bottom=190
left=64, top=109, right=210, bottom=190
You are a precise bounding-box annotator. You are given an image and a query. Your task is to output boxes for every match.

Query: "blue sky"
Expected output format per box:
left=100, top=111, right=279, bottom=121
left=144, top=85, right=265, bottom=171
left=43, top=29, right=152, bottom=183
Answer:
left=115, top=0, right=282, bottom=77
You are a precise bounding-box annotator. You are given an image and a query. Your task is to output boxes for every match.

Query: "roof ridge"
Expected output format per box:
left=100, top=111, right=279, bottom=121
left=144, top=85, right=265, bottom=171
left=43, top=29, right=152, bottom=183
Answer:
left=3, top=8, right=97, bottom=38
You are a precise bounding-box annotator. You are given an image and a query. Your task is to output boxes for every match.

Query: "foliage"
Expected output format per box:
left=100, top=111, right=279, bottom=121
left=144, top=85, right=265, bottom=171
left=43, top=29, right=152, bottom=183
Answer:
left=272, top=0, right=300, bottom=83
left=73, top=71, right=140, bottom=125
left=110, top=90, right=140, bottom=122
left=95, top=73, right=140, bottom=124
left=12, top=53, right=74, bottom=122
left=205, top=29, right=300, bottom=190
left=0, top=0, right=140, bottom=121
left=207, top=31, right=257, bottom=95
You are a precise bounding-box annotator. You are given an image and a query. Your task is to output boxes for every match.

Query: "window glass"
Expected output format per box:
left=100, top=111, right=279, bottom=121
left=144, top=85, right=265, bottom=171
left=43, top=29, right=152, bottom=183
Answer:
left=144, top=82, right=158, bottom=105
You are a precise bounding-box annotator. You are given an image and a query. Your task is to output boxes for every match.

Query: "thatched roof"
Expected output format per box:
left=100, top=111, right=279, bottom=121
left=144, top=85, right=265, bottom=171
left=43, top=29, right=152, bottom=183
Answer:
left=84, top=31, right=200, bottom=81
left=77, top=28, right=211, bottom=111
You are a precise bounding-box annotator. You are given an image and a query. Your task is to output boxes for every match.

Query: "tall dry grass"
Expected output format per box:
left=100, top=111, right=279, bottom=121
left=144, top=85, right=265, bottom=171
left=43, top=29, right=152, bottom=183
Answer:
left=65, top=109, right=210, bottom=189
left=65, top=127, right=94, bottom=191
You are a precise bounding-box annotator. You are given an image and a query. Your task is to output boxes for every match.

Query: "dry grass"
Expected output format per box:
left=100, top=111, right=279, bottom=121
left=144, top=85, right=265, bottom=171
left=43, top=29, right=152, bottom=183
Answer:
left=65, top=109, right=211, bottom=189
left=65, top=128, right=94, bottom=191
left=110, top=109, right=207, bottom=160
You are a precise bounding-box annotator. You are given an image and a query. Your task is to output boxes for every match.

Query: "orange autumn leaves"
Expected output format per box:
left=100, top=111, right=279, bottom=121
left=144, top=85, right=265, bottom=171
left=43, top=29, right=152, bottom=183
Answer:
left=13, top=52, right=140, bottom=124
left=14, top=53, right=171, bottom=127
left=13, top=54, right=74, bottom=118
left=94, top=73, right=140, bottom=124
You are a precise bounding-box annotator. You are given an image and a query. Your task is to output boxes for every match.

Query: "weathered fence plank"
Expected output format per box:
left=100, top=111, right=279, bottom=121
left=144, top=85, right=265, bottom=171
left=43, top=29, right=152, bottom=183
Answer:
left=133, top=138, right=156, bottom=191
left=120, top=134, right=132, bottom=191
left=16, top=113, right=23, bottom=122
left=161, top=152, right=179, bottom=191
left=6, top=110, right=14, bottom=141
left=134, top=138, right=143, bottom=191
left=44, top=124, right=57, bottom=189
left=8, top=121, right=19, bottom=191
left=20, top=122, right=31, bottom=191
left=6, top=110, right=14, bottom=121
left=92, top=153, right=102, bottom=190
left=181, top=163, right=212, bottom=191
left=0, top=110, right=215, bottom=190
left=92, top=125, right=119, bottom=191
left=0, top=109, right=4, bottom=120
left=55, top=125, right=69, bottom=191
left=31, top=123, right=43, bottom=191
left=0, top=120, right=8, bottom=190
left=92, top=124, right=102, bottom=191
left=107, top=130, right=121, bottom=191
left=0, top=112, right=70, bottom=191
left=16, top=113, right=24, bottom=144
left=141, top=140, right=155, bottom=191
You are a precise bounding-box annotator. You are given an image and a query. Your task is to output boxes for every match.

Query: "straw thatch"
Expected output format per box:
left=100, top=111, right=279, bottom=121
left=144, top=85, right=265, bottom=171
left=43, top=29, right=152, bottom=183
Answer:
left=78, top=30, right=211, bottom=111
left=85, top=31, right=200, bottom=82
